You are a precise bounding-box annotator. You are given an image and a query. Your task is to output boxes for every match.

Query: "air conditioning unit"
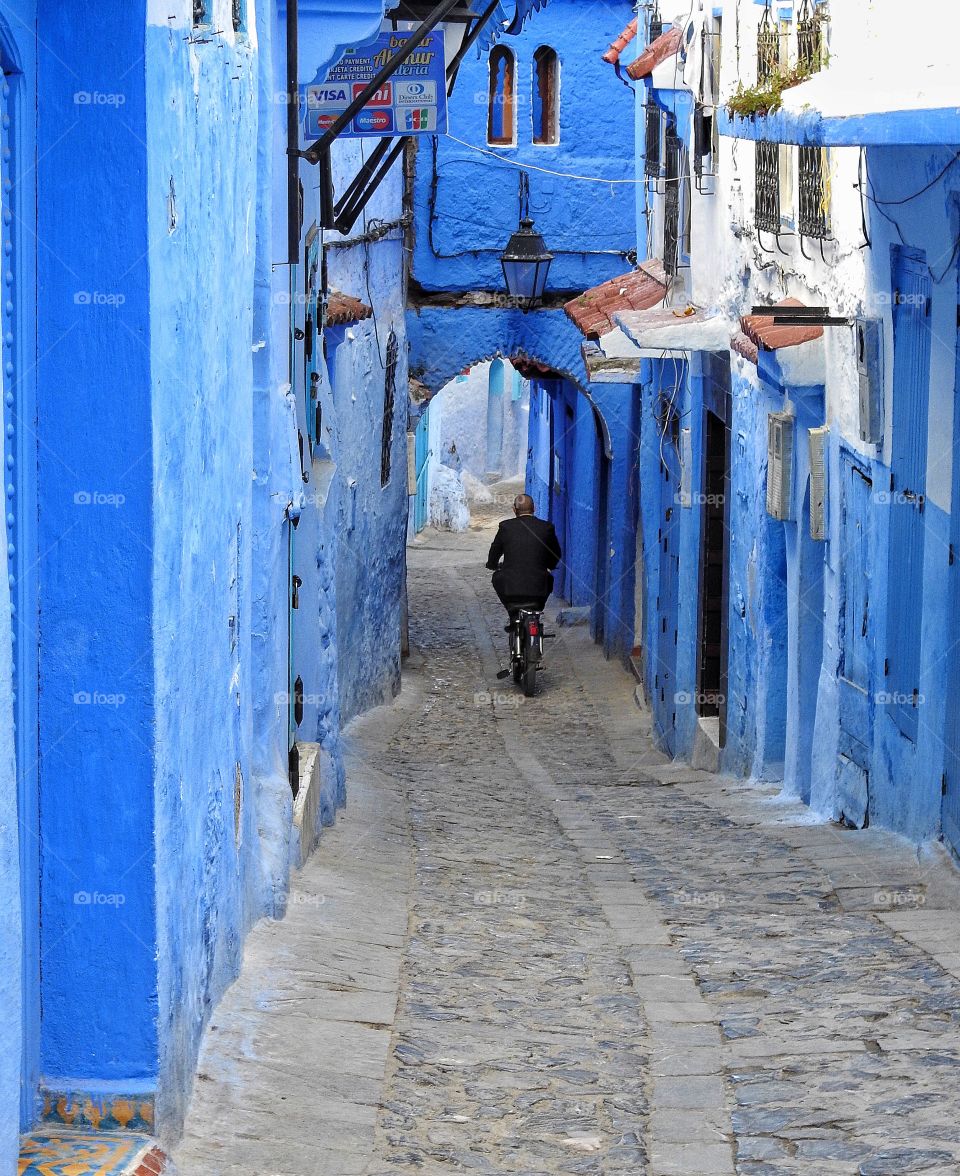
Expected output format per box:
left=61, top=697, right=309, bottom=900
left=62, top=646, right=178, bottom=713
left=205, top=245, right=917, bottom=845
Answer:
left=808, top=425, right=829, bottom=541
left=766, top=412, right=795, bottom=521
left=856, top=316, right=883, bottom=444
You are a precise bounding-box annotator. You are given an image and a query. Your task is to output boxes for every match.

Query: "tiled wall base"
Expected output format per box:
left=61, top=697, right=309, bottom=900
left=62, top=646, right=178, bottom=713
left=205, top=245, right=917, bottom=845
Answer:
left=19, top=1132, right=167, bottom=1175
left=39, top=1090, right=155, bottom=1132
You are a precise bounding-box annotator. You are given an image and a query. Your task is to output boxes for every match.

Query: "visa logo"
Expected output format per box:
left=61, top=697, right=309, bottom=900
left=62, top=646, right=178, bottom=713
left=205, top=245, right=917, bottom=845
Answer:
left=309, top=86, right=349, bottom=106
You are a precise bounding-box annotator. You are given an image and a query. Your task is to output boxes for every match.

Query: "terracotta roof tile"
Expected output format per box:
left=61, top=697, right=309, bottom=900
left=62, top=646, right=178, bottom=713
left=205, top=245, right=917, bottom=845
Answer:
left=731, top=330, right=759, bottom=365
left=740, top=298, right=824, bottom=352
left=602, top=18, right=638, bottom=66
left=626, top=26, right=683, bottom=81
left=326, top=291, right=372, bottom=327
left=512, top=355, right=562, bottom=380
left=564, top=261, right=667, bottom=340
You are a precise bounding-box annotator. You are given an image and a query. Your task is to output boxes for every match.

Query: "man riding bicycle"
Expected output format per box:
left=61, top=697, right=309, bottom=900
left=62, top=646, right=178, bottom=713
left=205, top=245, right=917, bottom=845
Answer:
left=486, top=494, right=562, bottom=622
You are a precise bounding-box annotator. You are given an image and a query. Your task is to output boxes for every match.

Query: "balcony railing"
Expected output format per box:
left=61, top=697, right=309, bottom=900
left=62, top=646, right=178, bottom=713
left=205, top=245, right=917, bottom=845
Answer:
left=755, top=141, right=781, bottom=234
left=757, top=2, right=780, bottom=84
left=664, top=127, right=682, bottom=275
left=797, top=0, right=824, bottom=71
left=644, top=104, right=663, bottom=178
left=798, top=146, right=829, bottom=239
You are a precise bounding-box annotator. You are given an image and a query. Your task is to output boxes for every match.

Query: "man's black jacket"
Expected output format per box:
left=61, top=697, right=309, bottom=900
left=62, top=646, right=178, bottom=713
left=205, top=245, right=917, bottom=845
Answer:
left=486, top=514, right=562, bottom=599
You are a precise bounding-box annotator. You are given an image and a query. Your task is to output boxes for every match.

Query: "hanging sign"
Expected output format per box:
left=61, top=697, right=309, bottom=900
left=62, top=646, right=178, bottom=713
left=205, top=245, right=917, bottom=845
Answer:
left=304, top=27, right=447, bottom=141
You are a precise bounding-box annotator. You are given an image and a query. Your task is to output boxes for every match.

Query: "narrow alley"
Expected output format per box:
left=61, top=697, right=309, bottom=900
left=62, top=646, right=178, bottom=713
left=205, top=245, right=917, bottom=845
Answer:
left=173, top=515, right=960, bottom=1176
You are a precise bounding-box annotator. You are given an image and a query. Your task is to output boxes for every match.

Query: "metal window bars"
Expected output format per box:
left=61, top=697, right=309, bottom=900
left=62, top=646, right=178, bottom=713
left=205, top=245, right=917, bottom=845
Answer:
left=693, top=104, right=717, bottom=191
left=381, top=332, right=399, bottom=487
left=797, top=0, right=824, bottom=72
left=193, top=0, right=206, bottom=26
left=644, top=104, right=663, bottom=179
left=663, top=125, right=683, bottom=276
left=757, top=1, right=780, bottom=84
left=648, top=2, right=663, bottom=43
left=233, top=0, right=243, bottom=32
left=755, top=141, right=781, bottom=235
left=798, top=146, right=830, bottom=241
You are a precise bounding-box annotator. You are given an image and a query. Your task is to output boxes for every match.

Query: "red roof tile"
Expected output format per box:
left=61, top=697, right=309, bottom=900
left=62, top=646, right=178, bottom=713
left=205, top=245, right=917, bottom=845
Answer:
left=326, top=291, right=372, bottom=326
left=740, top=298, right=824, bottom=351
left=602, top=18, right=638, bottom=66
left=731, top=330, right=760, bottom=365
left=626, top=26, right=683, bottom=81
left=512, top=355, right=563, bottom=380
left=564, top=261, right=667, bottom=340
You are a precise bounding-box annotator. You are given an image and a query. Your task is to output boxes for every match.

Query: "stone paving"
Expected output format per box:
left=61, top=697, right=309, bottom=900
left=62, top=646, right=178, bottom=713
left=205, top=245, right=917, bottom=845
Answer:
left=172, top=514, right=960, bottom=1176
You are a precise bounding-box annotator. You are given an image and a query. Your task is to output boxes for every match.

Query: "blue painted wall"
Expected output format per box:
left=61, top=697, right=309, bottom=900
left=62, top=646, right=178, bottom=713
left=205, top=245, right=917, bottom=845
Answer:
left=36, top=0, right=159, bottom=1095
left=410, top=0, right=636, bottom=296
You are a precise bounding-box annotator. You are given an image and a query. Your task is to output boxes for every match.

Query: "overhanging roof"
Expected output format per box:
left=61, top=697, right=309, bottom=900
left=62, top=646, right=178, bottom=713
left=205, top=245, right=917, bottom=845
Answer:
left=613, top=306, right=733, bottom=356
left=626, top=26, right=682, bottom=81
left=564, top=261, right=667, bottom=340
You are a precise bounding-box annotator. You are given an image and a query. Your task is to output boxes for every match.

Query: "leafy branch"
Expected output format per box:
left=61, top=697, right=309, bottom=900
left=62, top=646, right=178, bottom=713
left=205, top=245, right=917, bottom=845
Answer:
left=726, top=58, right=824, bottom=119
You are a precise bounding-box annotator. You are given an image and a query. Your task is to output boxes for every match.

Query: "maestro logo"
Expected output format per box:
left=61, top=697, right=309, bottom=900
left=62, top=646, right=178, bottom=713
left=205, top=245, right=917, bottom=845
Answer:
left=353, top=108, right=393, bottom=134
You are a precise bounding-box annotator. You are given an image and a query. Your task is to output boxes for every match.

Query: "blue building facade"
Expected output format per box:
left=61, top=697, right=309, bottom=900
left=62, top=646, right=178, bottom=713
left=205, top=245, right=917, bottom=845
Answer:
left=1, top=0, right=419, bottom=1160
left=525, top=0, right=960, bottom=866
left=406, top=0, right=637, bottom=650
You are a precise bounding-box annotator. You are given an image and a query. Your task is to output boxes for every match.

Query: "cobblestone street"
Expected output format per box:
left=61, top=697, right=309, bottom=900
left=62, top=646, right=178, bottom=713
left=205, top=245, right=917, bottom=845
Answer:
left=173, top=516, right=960, bottom=1176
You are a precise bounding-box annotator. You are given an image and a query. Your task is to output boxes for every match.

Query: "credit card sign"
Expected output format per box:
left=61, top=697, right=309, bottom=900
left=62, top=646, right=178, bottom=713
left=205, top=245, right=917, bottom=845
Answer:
left=304, top=27, right=447, bottom=140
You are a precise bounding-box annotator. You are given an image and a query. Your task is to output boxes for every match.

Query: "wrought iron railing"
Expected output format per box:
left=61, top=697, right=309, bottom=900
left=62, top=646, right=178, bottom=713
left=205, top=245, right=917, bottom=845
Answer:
left=798, top=146, right=829, bottom=239
left=644, top=105, right=663, bottom=178
left=693, top=104, right=715, bottom=186
left=663, top=126, right=682, bottom=275
left=797, top=0, right=824, bottom=71
left=757, top=1, right=780, bottom=83
left=649, top=2, right=663, bottom=42
left=755, top=141, right=781, bottom=234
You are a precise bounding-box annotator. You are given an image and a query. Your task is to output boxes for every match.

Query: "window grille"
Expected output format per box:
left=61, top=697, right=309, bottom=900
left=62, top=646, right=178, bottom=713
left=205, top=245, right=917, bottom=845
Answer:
left=644, top=104, right=662, bottom=178
left=693, top=105, right=716, bottom=187
left=798, top=146, right=829, bottom=239
left=193, top=0, right=206, bottom=26
left=233, top=0, right=244, bottom=32
left=797, top=0, right=823, bottom=71
left=381, top=332, right=399, bottom=487
left=755, top=141, right=781, bottom=234
left=663, top=125, right=682, bottom=276
left=757, top=2, right=780, bottom=83
left=649, top=3, right=663, bottom=42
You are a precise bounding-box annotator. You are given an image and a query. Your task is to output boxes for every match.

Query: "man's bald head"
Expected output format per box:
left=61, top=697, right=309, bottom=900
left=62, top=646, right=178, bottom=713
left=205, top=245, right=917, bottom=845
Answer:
left=514, top=494, right=535, bottom=516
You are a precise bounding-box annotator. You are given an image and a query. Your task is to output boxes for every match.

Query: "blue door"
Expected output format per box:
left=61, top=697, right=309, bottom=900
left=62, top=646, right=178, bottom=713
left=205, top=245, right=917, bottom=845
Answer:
left=653, top=365, right=683, bottom=755
left=414, top=408, right=429, bottom=534
left=885, top=248, right=931, bottom=742
left=942, top=301, right=960, bottom=854
left=837, top=450, right=873, bottom=826
left=0, top=4, right=39, bottom=1126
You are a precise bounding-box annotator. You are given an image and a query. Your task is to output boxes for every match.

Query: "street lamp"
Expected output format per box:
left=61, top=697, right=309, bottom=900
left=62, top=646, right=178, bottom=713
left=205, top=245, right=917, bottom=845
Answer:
left=500, top=175, right=553, bottom=311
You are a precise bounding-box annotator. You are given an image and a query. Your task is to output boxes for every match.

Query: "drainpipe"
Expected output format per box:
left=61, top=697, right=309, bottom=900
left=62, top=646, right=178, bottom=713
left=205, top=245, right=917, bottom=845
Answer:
left=286, top=0, right=300, bottom=265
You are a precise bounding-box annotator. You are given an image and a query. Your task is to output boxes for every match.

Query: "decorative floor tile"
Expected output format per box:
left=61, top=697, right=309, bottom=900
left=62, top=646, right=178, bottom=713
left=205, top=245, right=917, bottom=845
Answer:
left=19, top=1132, right=166, bottom=1176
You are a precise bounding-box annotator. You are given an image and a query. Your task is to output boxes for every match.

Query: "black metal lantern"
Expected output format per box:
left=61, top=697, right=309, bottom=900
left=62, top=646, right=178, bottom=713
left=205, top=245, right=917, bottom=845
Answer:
left=500, top=176, right=553, bottom=311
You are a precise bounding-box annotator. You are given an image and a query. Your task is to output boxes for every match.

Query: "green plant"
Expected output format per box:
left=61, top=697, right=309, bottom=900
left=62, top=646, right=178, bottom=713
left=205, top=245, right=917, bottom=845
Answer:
left=726, top=58, right=823, bottom=119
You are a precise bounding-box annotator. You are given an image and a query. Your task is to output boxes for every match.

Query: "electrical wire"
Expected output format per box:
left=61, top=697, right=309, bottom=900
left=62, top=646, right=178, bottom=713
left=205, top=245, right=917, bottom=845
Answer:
left=443, top=132, right=646, bottom=184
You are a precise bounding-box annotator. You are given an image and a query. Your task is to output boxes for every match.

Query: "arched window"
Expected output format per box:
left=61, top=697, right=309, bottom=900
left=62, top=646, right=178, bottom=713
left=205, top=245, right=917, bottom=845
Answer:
left=532, top=46, right=559, bottom=145
left=487, top=46, right=516, bottom=146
